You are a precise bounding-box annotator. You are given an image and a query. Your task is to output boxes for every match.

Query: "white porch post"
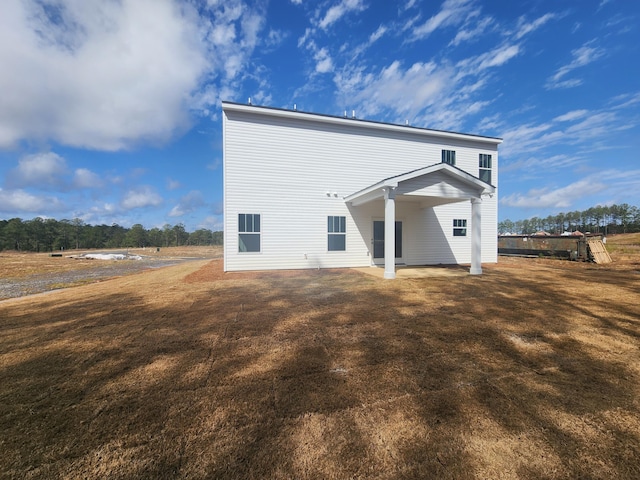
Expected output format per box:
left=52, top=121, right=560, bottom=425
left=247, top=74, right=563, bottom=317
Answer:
left=470, top=197, right=482, bottom=275
left=384, top=187, right=396, bottom=279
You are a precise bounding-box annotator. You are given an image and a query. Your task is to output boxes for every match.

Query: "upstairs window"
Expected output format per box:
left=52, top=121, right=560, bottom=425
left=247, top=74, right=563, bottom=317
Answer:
left=453, top=219, right=467, bottom=237
left=328, top=216, right=346, bottom=251
left=442, top=149, right=456, bottom=165
left=239, top=213, right=260, bottom=252
left=479, top=154, right=492, bottom=184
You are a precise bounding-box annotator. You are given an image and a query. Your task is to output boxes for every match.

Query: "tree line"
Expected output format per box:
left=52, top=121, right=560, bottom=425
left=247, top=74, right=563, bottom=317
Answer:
left=499, top=203, right=640, bottom=235
left=0, top=217, right=223, bottom=252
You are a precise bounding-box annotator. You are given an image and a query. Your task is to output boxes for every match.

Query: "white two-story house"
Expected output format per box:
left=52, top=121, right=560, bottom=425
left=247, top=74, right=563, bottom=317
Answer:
left=222, top=101, right=501, bottom=279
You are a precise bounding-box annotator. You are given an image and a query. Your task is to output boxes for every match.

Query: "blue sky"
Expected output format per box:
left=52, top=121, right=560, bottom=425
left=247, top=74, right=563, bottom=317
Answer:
left=1, top=0, right=638, bottom=231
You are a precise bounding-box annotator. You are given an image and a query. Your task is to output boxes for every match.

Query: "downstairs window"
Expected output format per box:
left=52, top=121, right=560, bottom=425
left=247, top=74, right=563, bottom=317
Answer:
left=239, top=213, right=260, bottom=252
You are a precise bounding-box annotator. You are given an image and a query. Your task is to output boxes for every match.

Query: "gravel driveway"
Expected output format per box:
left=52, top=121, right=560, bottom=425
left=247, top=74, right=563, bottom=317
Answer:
left=0, top=256, right=193, bottom=301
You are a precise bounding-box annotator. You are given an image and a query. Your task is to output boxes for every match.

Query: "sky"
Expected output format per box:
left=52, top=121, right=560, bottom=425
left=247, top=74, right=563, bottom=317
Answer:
left=0, top=0, right=639, bottom=232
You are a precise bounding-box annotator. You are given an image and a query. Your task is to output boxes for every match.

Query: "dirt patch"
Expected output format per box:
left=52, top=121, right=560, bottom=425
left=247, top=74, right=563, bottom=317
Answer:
left=1, top=241, right=639, bottom=478
left=0, top=246, right=222, bottom=300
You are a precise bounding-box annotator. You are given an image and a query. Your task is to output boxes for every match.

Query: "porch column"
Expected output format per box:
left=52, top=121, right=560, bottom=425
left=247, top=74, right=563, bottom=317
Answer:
left=470, top=197, right=482, bottom=275
left=384, top=187, right=396, bottom=279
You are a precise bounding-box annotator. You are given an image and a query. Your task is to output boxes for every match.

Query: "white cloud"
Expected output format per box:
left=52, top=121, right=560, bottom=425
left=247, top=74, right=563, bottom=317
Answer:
left=314, top=48, right=334, bottom=73
left=498, top=94, right=638, bottom=171
left=92, top=203, right=118, bottom=215
left=211, top=23, right=236, bottom=45
left=207, top=158, right=222, bottom=171
left=73, top=168, right=103, bottom=189
left=411, top=0, right=475, bottom=40
left=318, top=0, right=366, bottom=30
left=5, top=152, right=68, bottom=189
left=551, top=79, right=584, bottom=89
left=449, top=16, right=494, bottom=46
left=500, top=178, right=607, bottom=209
left=0, top=0, right=267, bottom=151
left=298, top=27, right=314, bottom=48
left=404, top=0, right=418, bottom=10
left=167, top=179, right=182, bottom=190
left=0, top=188, right=65, bottom=213
left=546, top=40, right=605, bottom=89
left=265, top=29, right=287, bottom=48
left=121, top=186, right=163, bottom=210
left=369, top=25, right=388, bottom=44
left=169, top=190, right=206, bottom=217
left=475, top=44, right=521, bottom=69
left=335, top=60, right=450, bottom=119
left=334, top=38, right=519, bottom=130
left=553, top=110, right=589, bottom=122
left=499, top=122, right=555, bottom=157
left=501, top=169, right=640, bottom=213
left=199, top=215, right=224, bottom=230
left=514, top=13, right=556, bottom=39
left=610, top=92, right=640, bottom=110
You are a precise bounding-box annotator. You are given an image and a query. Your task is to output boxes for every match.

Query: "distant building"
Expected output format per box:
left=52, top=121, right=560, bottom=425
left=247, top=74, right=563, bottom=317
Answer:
left=222, top=101, right=501, bottom=279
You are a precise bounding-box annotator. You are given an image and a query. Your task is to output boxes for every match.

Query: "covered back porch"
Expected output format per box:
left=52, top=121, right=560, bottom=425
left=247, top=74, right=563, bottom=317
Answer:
left=344, top=163, right=495, bottom=279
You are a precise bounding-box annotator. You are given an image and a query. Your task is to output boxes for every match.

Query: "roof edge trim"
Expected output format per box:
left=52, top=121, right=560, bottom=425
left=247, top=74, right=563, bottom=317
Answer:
left=222, top=101, right=503, bottom=145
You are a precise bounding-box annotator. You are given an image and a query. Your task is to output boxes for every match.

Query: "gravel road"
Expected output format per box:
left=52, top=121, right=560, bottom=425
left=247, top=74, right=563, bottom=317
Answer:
left=0, top=257, right=192, bottom=301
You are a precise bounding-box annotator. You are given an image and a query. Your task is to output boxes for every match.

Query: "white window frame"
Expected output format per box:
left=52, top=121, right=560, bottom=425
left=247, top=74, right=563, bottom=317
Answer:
left=479, top=154, right=492, bottom=184
left=442, top=149, right=456, bottom=166
left=238, top=213, right=261, bottom=253
left=453, top=219, right=467, bottom=237
left=327, top=216, right=346, bottom=251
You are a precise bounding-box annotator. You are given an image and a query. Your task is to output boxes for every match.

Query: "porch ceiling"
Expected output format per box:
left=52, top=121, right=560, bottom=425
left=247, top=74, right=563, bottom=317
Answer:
left=344, top=162, right=495, bottom=207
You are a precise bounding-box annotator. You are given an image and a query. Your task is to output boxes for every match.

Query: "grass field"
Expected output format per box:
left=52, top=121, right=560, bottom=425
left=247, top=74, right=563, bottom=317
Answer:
left=1, top=237, right=639, bottom=479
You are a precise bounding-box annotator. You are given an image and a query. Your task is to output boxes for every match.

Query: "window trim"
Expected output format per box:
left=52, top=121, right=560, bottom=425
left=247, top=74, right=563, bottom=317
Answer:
left=453, top=218, right=467, bottom=237
left=238, top=213, right=261, bottom=253
left=442, top=149, right=456, bottom=166
left=479, top=154, right=492, bottom=184
left=327, top=215, right=346, bottom=252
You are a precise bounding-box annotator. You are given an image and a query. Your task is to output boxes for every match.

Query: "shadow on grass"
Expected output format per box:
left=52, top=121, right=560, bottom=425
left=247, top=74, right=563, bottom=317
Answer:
left=1, top=260, right=639, bottom=479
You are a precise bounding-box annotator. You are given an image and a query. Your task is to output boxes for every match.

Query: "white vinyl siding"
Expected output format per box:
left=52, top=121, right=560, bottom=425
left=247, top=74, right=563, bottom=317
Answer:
left=223, top=105, right=499, bottom=271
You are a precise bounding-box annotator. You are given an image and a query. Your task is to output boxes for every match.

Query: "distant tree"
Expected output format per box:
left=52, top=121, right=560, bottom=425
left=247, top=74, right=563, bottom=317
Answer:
left=521, top=218, right=534, bottom=235
left=81, top=224, right=100, bottom=249
left=147, top=227, right=163, bottom=247
left=162, top=224, right=173, bottom=247
left=189, top=228, right=213, bottom=245
left=1, top=218, right=26, bottom=251
left=212, top=230, right=223, bottom=245
left=497, top=202, right=640, bottom=238
left=613, top=203, right=631, bottom=233
left=71, top=218, right=85, bottom=249
left=172, top=223, right=188, bottom=246
left=26, top=217, right=46, bottom=252
left=124, top=224, right=147, bottom=248
left=630, top=205, right=640, bottom=231
left=498, top=219, right=514, bottom=234
left=55, top=219, right=73, bottom=250
left=567, top=210, right=581, bottom=232
left=105, top=224, right=127, bottom=248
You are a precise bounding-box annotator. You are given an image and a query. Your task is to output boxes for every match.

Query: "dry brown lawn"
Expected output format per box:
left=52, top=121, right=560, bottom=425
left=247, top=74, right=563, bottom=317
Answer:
left=1, top=238, right=639, bottom=479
